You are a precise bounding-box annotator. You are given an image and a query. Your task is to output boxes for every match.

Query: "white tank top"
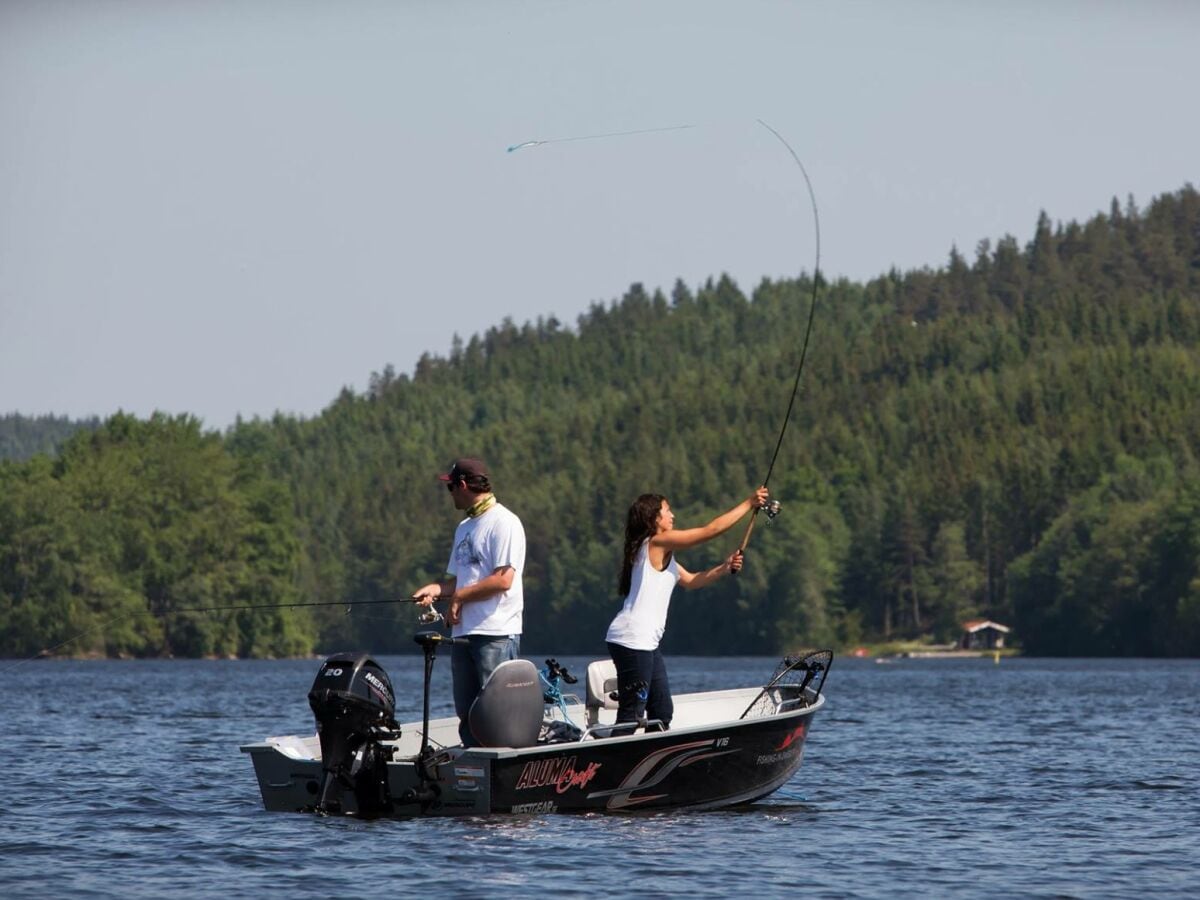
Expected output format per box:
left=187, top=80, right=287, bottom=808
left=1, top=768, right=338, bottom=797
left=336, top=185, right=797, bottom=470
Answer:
left=605, top=540, right=680, bottom=651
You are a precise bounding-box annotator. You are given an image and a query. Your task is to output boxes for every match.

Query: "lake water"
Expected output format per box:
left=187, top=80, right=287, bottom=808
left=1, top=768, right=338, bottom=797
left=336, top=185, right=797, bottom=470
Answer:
left=2, top=654, right=1197, bottom=898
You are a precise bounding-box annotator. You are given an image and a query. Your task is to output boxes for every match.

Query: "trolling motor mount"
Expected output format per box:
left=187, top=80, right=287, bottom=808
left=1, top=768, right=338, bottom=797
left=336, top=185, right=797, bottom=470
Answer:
left=393, top=629, right=468, bottom=810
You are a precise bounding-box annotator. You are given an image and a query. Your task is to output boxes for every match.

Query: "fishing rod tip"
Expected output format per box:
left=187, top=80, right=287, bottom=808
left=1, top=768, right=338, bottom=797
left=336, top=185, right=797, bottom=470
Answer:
left=506, top=140, right=540, bottom=153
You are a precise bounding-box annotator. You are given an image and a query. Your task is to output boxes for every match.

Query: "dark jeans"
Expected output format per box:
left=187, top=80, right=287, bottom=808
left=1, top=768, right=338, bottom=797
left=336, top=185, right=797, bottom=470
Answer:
left=606, top=641, right=672, bottom=728
left=451, top=634, right=521, bottom=746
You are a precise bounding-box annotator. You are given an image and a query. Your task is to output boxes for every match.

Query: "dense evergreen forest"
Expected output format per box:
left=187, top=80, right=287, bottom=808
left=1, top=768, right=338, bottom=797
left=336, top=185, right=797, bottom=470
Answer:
left=2, top=187, right=1199, bottom=659
left=0, top=413, right=98, bottom=462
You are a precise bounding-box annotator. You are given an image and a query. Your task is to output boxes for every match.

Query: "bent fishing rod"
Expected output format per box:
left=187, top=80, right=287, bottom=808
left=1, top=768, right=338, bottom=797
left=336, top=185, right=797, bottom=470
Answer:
left=735, top=119, right=822, bottom=559
left=507, top=118, right=821, bottom=558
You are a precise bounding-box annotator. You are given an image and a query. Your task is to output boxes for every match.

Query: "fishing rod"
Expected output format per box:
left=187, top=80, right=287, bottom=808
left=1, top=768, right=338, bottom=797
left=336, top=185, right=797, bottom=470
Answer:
left=1, top=596, right=436, bottom=674
left=148, top=597, right=429, bottom=616
left=735, top=119, right=822, bottom=558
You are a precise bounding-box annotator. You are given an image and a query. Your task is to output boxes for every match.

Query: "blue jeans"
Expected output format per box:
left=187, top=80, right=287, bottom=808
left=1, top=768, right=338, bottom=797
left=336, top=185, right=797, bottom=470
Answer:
left=451, top=634, right=521, bottom=746
left=607, top=642, right=673, bottom=728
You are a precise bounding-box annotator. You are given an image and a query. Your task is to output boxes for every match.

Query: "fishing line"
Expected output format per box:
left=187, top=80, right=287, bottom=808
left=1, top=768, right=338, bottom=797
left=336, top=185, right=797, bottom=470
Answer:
left=2, top=609, right=158, bottom=674
left=507, top=123, right=694, bottom=153
left=507, top=117, right=821, bottom=555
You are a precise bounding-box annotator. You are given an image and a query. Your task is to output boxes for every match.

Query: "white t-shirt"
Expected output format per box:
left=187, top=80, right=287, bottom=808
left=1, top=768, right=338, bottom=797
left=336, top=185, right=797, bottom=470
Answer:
left=446, top=502, right=526, bottom=637
left=605, top=540, right=680, bottom=651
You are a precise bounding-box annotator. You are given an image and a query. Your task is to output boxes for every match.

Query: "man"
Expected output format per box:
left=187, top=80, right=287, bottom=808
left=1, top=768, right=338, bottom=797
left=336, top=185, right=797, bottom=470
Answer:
left=413, top=457, right=526, bottom=746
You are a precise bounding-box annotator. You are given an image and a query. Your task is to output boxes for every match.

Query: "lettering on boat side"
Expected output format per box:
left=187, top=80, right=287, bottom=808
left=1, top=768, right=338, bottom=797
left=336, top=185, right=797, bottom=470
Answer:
left=511, top=800, right=557, bottom=814
left=515, top=756, right=603, bottom=794
left=755, top=746, right=803, bottom=766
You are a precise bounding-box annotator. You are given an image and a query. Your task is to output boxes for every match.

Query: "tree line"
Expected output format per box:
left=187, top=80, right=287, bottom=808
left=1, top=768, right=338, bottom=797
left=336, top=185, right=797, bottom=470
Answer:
left=2, top=185, right=1198, bottom=658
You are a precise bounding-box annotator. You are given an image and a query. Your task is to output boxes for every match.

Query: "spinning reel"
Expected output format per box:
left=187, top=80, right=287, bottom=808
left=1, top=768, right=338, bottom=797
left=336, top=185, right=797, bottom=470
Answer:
left=417, top=607, right=445, bottom=626
left=761, top=497, right=782, bottom=520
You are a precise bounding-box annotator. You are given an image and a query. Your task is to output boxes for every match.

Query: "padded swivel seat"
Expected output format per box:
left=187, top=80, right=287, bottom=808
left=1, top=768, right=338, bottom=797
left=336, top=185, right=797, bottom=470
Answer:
left=467, top=659, right=544, bottom=748
left=584, top=658, right=619, bottom=726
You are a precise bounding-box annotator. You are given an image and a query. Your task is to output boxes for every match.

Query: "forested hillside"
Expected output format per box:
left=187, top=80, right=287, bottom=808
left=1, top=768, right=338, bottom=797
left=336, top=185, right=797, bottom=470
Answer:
left=3, top=186, right=1198, bottom=658
left=0, top=415, right=310, bottom=658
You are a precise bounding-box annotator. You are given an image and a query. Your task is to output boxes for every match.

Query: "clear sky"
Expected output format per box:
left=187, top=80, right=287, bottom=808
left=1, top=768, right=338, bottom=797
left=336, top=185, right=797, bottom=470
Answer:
left=2, top=0, right=1197, bottom=428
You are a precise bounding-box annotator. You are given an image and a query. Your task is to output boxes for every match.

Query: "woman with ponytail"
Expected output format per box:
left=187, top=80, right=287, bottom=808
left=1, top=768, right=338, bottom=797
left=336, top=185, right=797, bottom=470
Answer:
left=605, top=486, right=768, bottom=729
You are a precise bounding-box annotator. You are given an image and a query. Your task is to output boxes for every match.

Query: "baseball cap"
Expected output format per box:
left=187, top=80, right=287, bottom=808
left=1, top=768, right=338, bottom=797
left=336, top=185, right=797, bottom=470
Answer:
left=437, top=457, right=489, bottom=482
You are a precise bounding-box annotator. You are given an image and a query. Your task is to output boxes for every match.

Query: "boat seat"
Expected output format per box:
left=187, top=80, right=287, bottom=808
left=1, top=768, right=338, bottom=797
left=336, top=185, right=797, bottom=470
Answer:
left=467, top=659, right=544, bottom=748
left=584, top=658, right=619, bottom=726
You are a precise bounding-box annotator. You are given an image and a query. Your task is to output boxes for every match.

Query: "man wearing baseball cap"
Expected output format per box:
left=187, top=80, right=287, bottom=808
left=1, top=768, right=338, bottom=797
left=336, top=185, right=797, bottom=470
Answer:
left=413, top=457, right=527, bottom=746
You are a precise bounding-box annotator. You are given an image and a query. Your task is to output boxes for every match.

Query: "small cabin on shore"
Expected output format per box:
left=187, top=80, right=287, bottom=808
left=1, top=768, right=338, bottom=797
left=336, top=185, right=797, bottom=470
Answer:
left=959, top=619, right=1010, bottom=650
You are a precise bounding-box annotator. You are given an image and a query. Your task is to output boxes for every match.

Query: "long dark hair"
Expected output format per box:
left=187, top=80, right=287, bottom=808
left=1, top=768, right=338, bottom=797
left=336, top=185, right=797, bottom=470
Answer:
left=619, top=493, right=666, bottom=596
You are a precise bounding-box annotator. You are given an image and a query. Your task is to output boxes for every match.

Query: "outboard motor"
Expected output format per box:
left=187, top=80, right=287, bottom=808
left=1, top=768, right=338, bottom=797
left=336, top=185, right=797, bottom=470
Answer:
left=307, top=652, right=400, bottom=816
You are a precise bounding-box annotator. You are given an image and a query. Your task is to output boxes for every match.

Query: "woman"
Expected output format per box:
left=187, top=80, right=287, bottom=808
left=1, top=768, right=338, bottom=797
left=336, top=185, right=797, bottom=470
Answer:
left=605, top=486, right=769, bottom=730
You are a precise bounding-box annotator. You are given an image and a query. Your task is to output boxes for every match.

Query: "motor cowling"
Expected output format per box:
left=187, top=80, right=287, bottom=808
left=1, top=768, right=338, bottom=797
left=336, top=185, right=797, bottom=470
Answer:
left=307, top=652, right=400, bottom=816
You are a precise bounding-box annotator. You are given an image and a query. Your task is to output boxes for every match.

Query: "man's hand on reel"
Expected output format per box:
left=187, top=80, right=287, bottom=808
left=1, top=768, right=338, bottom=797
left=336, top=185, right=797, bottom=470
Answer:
left=412, top=585, right=449, bottom=625
left=412, top=584, right=441, bottom=607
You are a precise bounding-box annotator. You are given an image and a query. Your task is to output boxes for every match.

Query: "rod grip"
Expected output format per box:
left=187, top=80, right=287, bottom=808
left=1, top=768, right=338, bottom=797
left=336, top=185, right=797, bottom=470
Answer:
left=731, top=511, right=760, bottom=575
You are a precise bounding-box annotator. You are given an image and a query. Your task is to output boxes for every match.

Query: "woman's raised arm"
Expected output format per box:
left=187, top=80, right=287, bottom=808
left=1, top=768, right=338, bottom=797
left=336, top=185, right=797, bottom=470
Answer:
left=650, top=487, right=768, bottom=551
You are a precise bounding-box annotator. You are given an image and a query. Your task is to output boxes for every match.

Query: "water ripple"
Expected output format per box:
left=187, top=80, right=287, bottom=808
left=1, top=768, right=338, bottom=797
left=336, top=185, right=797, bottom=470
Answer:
left=3, top=657, right=1199, bottom=898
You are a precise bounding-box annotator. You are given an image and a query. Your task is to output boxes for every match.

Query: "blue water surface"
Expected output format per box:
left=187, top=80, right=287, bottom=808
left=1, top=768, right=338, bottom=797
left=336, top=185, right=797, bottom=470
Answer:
left=1, top=654, right=1197, bottom=898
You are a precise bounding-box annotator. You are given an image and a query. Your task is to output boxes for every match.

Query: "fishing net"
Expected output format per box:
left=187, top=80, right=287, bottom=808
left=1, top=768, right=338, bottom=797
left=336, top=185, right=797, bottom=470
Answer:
left=739, top=649, right=833, bottom=720
left=538, top=719, right=583, bottom=744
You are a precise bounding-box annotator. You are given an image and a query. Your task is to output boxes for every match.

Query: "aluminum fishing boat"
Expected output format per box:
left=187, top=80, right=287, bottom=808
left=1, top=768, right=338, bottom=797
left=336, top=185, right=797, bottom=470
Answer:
left=242, top=631, right=831, bottom=817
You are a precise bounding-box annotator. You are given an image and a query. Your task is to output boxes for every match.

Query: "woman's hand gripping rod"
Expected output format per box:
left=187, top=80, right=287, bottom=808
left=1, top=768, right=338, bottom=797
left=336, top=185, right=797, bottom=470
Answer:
left=732, top=495, right=782, bottom=575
